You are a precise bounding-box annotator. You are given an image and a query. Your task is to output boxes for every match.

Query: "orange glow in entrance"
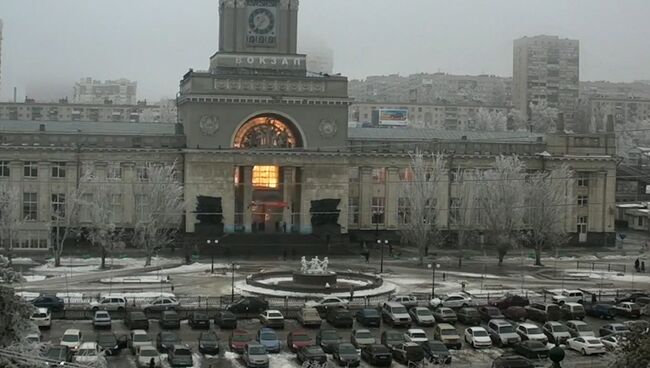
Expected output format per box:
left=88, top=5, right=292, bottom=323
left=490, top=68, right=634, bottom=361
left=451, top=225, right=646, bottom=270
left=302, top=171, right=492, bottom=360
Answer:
left=252, top=166, right=279, bottom=189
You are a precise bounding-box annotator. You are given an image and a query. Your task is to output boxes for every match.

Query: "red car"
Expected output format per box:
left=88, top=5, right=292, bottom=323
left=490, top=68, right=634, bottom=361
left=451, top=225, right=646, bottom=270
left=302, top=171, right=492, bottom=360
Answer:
left=287, top=330, right=314, bottom=352
left=228, top=330, right=253, bottom=353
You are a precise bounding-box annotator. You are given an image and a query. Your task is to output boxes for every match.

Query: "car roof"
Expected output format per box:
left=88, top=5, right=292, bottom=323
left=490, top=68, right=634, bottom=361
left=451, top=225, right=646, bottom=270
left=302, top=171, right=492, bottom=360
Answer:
left=437, top=323, right=455, bottom=329
left=546, top=321, right=563, bottom=326
left=260, top=327, right=276, bottom=333
left=79, top=342, right=96, bottom=348
left=565, top=302, right=582, bottom=306
left=567, top=320, right=587, bottom=324
left=384, top=301, right=405, bottom=307
left=519, top=323, right=538, bottom=328
left=407, top=328, right=425, bottom=333
left=63, top=329, right=80, bottom=334
left=468, top=326, right=487, bottom=331
left=35, top=307, right=49, bottom=313
left=291, top=330, right=309, bottom=335
left=132, top=329, right=147, bottom=334
left=139, top=345, right=156, bottom=351
left=489, top=319, right=511, bottom=325
left=265, top=309, right=282, bottom=314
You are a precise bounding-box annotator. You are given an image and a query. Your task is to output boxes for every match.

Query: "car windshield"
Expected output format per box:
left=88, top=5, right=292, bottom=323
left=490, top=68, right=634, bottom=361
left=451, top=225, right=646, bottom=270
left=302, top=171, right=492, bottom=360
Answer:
left=232, top=334, right=250, bottom=342
left=249, top=346, right=266, bottom=355
left=443, top=310, right=455, bottom=315
left=268, top=312, right=283, bottom=318
left=427, top=342, right=447, bottom=351
left=194, top=313, right=207, bottom=319
left=79, top=348, right=96, bottom=356
left=577, top=324, right=591, bottom=332
left=573, top=305, right=585, bottom=312
left=392, top=306, right=407, bottom=314
left=96, top=312, right=109, bottom=318
left=98, top=335, right=116, bottom=343
left=373, top=346, right=389, bottom=354
left=417, top=309, right=432, bottom=316
left=174, top=349, right=191, bottom=356
left=614, top=326, right=629, bottom=332
left=630, top=305, right=641, bottom=311
left=321, top=331, right=339, bottom=340
left=441, top=329, right=457, bottom=336
left=338, top=344, right=356, bottom=354
left=46, top=348, right=65, bottom=357
left=386, top=332, right=403, bottom=340
left=499, top=326, right=515, bottom=334
left=356, top=331, right=372, bottom=339
left=162, top=334, right=178, bottom=342
left=473, top=330, right=488, bottom=337
left=307, top=346, right=323, bottom=354
left=527, top=327, right=542, bottom=335
left=32, top=313, right=47, bottom=318
left=292, top=334, right=311, bottom=341
left=201, top=334, right=217, bottom=342
left=62, top=334, right=79, bottom=343
left=586, top=339, right=601, bottom=345
left=465, top=309, right=480, bottom=316
left=412, top=332, right=426, bottom=338
left=261, top=333, right=276, bottom=340
left=140, top=349, right=157, bottom=357
left=133, top=334, right=150, bottom=342
left=364, top=309, right=379, bottom=317
left=552, top=325, right=568, bottom=332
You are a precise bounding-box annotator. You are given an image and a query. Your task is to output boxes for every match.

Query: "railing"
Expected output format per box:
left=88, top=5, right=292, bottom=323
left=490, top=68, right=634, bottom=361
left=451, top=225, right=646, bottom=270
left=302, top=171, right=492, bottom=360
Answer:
left=576, top=261, right=626, bottom=273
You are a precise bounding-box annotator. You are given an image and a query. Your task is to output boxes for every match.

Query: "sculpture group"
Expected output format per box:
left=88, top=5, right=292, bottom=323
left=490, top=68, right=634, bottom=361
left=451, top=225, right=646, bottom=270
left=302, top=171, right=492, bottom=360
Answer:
left=300, top=256, right=329, bottom=274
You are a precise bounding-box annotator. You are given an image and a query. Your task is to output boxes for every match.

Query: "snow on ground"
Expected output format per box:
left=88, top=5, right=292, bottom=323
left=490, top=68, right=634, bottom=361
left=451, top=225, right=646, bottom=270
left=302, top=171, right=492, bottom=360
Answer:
left=268, top=353, right=297, bottom=368
left=99, top=275, right=168, bottom=284
left=147, top=262, right=229, bottom=275
left=450, top=347, right=504, bottom=364
left=235, top=280, right=396, bottom=298
left=439, top=270, right=502, bottom=279
left=12, top=257, right=37, bottom=265
left=565, top=269, right=650, bottom=283
left=256, top=276, right=369, bottom=286
left=21, top=275, right=47, bottom=282
left=464, top=288, right=541, bottom=298
left=30, top=256, right=178, bottom=275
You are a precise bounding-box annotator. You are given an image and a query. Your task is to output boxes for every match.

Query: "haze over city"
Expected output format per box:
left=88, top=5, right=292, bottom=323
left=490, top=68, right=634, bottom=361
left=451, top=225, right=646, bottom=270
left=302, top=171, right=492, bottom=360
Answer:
left=1, top=0, right=650, bottom=101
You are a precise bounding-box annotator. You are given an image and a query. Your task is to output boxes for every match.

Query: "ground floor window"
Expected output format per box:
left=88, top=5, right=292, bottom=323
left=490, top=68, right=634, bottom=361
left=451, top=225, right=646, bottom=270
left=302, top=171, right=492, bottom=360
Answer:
left=398, top=197, right=411, bottom=224
left=252, top=166, right=279, bottom=189
left=371, top=197, right=385, bottom=224
left=348, top=197, right=359, bottom=224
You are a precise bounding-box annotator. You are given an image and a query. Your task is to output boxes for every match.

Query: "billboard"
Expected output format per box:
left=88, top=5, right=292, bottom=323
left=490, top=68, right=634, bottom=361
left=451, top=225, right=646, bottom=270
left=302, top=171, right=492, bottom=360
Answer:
left=377, top=109, right=409, bottom=127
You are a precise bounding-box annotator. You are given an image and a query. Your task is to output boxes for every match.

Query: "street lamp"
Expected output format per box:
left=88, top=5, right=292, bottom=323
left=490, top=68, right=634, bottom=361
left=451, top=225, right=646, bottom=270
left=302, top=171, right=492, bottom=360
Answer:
left=428, top=260, right=440, bottom=298
left=377, top=239, right=388, bottom=273
left=206, top=239, right=219, bottom=274
left=230, top=263, right=240, bottom=302
left=372, top=208, right=384, bottom=241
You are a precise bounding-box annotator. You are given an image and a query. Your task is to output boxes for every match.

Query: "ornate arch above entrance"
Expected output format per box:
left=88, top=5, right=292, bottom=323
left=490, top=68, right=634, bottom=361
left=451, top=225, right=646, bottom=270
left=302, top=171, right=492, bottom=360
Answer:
left=233, top=113, right=304, bottom=149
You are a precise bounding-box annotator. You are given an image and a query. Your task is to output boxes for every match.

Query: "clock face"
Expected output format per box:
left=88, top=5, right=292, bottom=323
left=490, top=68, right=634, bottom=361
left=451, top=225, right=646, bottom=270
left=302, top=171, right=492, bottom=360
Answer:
left=248, top=8, right=275, bottom=35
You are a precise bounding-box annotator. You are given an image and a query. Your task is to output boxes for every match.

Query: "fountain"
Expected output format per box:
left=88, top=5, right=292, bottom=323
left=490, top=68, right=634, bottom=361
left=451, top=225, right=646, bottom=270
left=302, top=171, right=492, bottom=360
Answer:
left=293, top=256, right=337, bottom=287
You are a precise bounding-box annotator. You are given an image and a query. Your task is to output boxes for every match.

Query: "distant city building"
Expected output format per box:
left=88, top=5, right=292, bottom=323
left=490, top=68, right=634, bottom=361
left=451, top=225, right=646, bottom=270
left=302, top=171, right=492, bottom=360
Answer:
left=305, top=47, right=334, bottom=75
left=0, top=99, right=177, bottom=123
left=0, top=20, right=3, bottom=95
left=513, top=35, right=580, bottom=130
left=589, top=96, right=650, bottom=132
left=72, top=78, right=137, bottom=105
left=581, top=80, right=650, bottom=100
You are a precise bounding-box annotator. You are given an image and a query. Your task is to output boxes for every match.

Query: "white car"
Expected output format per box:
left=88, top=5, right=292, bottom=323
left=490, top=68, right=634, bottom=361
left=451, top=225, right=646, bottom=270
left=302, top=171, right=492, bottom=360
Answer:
left=25, top=333, right=41, bottom=344
left=309, top=297, right=349, bottom=308
left=566, top=320, right=595, bottom=338
left=390, top=295, right=418, bottom=308
left=551, top=290, right=584, bottom=304
left=60, top=328, right=83, bottom=352
left=567, top=337, right=606, bottom=356
left=464, top=327, right=492, bottom=348
left=30, top=308, right=51, bottom=328
left=430, top=293, right=474, bottom=309
left=129, top=329, right=152, bottom=354
left=404, top=329, right=428, bottom=343
left=516, top=323, right=548, bottom=344
left=259, top=310, right=285, bottom=328
left=136, top=345, right=161, bottom=368
left=93, top=310, right=112, bottom=328
left=74, top=342, right=106, bottom=365
left=90, top=296, right=127, bottom=312
left=142, top=297, right=180, bottom=312
left=600, top=335, right=621, bottom=351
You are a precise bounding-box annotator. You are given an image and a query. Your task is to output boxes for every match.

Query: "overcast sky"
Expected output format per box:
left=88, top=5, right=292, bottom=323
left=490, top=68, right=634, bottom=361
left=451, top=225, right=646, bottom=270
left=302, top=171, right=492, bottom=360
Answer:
left=1, top=0, right=649, bottom=101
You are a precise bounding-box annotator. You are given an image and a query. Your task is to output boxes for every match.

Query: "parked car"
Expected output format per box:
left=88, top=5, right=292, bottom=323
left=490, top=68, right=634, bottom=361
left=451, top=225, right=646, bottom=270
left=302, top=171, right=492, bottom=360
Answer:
left=403, top=328, right=428, bottom=343
left=90, top=296, right=127, bottom=312
left=502, top=306, right=528, bottom=322
left=487, top=319, right=521, bottom=347
left=432, top=307, right=457, bottom=324
left=125, top=311, right=149, bottom=330
left=159, top=310, right=181, bottom=329
left=242, top=343, right=268, bottom=368
left=129, top=329, right=152, bottom=355
left=409, top=307, right=435, bottom=326
left=198, top=332, right=219, bottom=355
left=599, top=323, right=630, bottom=337
left=287, top=330, right=313, bottom=352
left=566, top=320, right=596, bottom=338
left=168, top=344, right=193, bottom=367
left=355, top=308, right=381, bottom=327
left=93, top=311, right=112, bottom=329
left=297, top=346, right=327, bottom=365
left=561, top=302, right=586, bottom=320
left=614, top=302, right=642, bottom=318
left=32, top=295, right=65, bottom=312
left=380, top=330, right=405, bottom=349
left=309, top=296, right=349, bottom=309
left=478, top=306, right=505, bottom=322
left=392, top=342, right=425, bottom=364
left=188, top=312, right=210, bottom=329
left=136, top=345, right=161, bottom=368
left=326, top=307, right=353, bottom=328
left=156, top=331, right=179, bottom=353
left=567, top=337, right=606, bottom=355
left=297, top=307, right=322, bottom=328
left=96, top=332, right=123, bottom=355
left=600, top=335, right=621, bottom=351
left=44, top=345, right=72, bottom=366
left=465, top=327, right=492, bottom=348
left=256, top=328, right=281, bottom=353
left=584, top=303, right=616, bottom=319
left=430, top=293, right=474, bottom=309
left=525, top=303, right=561, bottom=323
left=142, top=297, right=180, bottom=313
left=316, top=329, right=341, bottom=353
left=457, top=307, right=482, bottom=325
left=516, top=323, right=548, bottom=344
left=433, top=323, right=462, bottom=349
left=333, top=342, right=360, bottom=367
left=30, top=308, right=51, bottom=329
left=512, top=340, right=550, bottom=359
left=227, top=297, right=269, bottom=314
left=360, top=344, right=393, bottom=367
left=229, top=330, right=253, bottom=354
left=60, top=329, right=82, bottom=352
left=552, top=290, right=584, bottom=305
left=73, top=342, right=105, bottom=366
left=492, top=354, right=535, bottom=368
left=542, top=321, right=571, bottom=344
left=421, top=340, right=452, bottom=365
left=351, top=329, right=376, bottom=348
left=491, top=294, right=530, bottom=310
left=214, top=310, right=238, bottom=329
left=615, top=292, right=650, bottom=303
left=381, top=302, right=412, bottom=327
left=259, top=310, right=284, bottom=329
left=390, top=295, right=418, bottom=308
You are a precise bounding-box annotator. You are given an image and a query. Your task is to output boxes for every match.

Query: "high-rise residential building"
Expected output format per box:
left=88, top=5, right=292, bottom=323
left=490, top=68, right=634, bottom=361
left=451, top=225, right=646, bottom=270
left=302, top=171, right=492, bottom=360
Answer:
left=0, top=20, right=3, bottom=94
left=72, top=78, right=137, bottom=105
left=513, top=35, right=579, bottom=130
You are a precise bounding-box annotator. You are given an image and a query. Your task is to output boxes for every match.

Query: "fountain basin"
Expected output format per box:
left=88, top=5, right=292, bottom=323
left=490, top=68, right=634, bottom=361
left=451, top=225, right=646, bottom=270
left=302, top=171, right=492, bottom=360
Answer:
left=292, top=271, right=338, bottom=287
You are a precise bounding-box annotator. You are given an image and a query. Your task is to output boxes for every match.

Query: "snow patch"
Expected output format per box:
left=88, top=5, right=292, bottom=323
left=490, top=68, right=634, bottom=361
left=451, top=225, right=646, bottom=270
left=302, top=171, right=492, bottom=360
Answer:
left=236, top=280, right=396, bottom=298
left=99, top=275, right=169, bottom=284
left=21, top=275, right=47, bottom=282
left=31, top=256, right=177, bottom=275
left=148, top=262, right=229, bottom=275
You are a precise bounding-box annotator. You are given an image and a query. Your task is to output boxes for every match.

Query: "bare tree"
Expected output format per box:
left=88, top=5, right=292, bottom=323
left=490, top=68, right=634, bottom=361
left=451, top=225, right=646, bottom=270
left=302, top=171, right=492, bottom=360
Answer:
left=133, top=162, right=185, bottom=267
left=472, top=107, right=507, bottom=132
left=50, top=180, right=89, bottom=268
left=524, top=164, right=574, bottom=266
left=508, top=109, right=528, bottom=131
left=0, top=182, right=22, bottom=265
left=399, top=150, right=447, bottom=265
left=84, top=177, right=124, bottom=269
left=476, top=155, right=527, bottom=265
left=529, top=101, right=559, bottom=133
left=452, top=169, right=479, bottom=267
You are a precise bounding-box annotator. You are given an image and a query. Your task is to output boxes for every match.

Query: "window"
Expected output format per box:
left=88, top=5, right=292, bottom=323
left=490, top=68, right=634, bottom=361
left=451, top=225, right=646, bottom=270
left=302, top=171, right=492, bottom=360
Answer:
left=398, top=197, right=411, bottom=224
left=372, top=168, right=386, bottom=183
left=108, top=163, right=122, bottom=180
left=23, top=192, right=38, bottom=221
left=577, top=173, right=589, bottom=188
left=110, top=194, right=123, bottom=223
left=371, top=197, right=385, bottom=224
left=252, top=166, right=279, bottom=189
left=136, top=166, right=149, bottom=181
left=348, top=197, right=359, bottom=225
left=51, top=193, right=65, bottom=220
left=577, top=195, right=588, bottom=207
left=51, top=161, right=66, bottom=178
left=577, top=216, right=588, bottom=234
left=399, top=168, right=413, bottom=181
left=24, top=161, right=38, bottom=177
left=0, top=161, right=9, bottom=177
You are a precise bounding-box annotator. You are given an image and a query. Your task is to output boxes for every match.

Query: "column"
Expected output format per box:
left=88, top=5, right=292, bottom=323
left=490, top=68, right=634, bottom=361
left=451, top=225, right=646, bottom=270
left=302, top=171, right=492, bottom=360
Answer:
left=122, top=162, right=136, bottom=225
left=282, top=166, right=295, bottom=232
left=242, top=166, right=253, bottom=233
left=222, top=170, right=236, bottom=234
left=299, top=173, right=313, bottom=235
left=38, top=161, right=51, bottom=223
left=359, top=167, right=372, bottom=229
left=385, top=168, right=399, bottom=229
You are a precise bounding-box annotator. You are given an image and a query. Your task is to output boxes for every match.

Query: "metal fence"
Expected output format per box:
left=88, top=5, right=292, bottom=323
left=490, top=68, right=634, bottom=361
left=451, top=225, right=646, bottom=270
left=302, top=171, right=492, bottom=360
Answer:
left=576, top=261, right=627, bottom=273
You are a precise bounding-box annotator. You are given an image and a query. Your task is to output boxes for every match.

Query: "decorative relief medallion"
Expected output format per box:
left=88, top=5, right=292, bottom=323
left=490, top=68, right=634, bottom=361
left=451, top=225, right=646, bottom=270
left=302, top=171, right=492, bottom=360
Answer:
left=199, top=115, right=220, bottom=136
left=319, top=119, right=337, bottom=138
left=220, top=0, right=235, bottom=8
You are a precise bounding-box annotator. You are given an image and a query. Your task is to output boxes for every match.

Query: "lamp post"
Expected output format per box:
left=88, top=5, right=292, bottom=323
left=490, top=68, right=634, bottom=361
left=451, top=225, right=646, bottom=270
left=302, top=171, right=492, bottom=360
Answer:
left=428, top=259, right=440, bottom=298
left=377, top=239, right=388, bottom=274
left=206, top=239, right=219, bottom=274
left=230, top=263, right=240, bottom=302
left=372, top=208, right=384, bottom=241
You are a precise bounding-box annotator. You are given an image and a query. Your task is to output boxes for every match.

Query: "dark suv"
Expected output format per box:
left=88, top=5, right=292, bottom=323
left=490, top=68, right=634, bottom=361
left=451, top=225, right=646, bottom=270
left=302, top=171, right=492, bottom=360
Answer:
left=525, top=303, right=560, bottom=323
left=326, top=308, right=353, bottom=328
left=226, top=297, right=269, bottom=314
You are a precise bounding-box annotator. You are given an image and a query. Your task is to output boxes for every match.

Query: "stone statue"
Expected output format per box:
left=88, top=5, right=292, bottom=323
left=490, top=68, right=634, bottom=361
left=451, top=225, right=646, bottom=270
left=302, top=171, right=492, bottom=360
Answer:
left=299, top=256, right=330, bottom=274
left=300, top=256, right=308, bottom=273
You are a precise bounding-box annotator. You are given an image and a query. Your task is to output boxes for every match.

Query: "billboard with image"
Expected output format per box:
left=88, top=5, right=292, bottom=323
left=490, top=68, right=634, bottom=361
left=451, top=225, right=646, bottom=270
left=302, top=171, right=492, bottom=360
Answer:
left=378, top=109, right=409, bottom=127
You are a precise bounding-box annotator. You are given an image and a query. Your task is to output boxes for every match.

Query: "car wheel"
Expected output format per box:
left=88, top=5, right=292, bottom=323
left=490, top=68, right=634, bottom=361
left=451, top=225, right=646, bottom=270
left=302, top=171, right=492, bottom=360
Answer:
left=462, top=303, right=468, bottom=308
left=582, top=348, right=587, bottom=356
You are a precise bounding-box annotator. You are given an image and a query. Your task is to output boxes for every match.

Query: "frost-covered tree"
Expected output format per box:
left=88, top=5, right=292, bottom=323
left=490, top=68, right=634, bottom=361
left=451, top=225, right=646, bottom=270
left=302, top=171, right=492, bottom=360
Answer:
left=452, top=169, right=479, bottom=267
left=50, top=178, right=89, bottom=268
left=523, top=165, right=574, bottom=266
left=473, top=108, right=507, bottom=132
left=611, top=324, right=650, bottom=368
left=508, top=109, right=528, bottom=131
left=84, top=177, right=124, bottom=269
left=133, top=162, right=185, bottom=267
left=530, top=101, right=559, bottom=133
left=399, top=150, right=447, bottom=265
left=0, top=182, right=23, bottom=265
left=616, top=119, right=650, bottom=159
left=476, top=156, right=527, bottom=265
